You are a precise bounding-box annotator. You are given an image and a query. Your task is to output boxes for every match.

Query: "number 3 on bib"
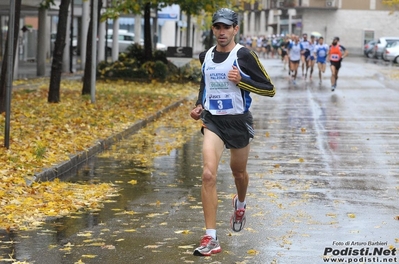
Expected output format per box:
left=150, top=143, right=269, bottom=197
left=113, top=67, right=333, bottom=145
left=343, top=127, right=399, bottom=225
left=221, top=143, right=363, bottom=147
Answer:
left=209, top=98, right=233, bottom=110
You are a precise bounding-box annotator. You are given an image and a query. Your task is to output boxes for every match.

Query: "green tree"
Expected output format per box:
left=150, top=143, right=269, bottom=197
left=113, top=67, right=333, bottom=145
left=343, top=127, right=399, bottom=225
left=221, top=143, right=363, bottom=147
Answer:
left=101, top=0, right=231, bottom=60
left=382, top=0, right=399, bottom=7
left=102, top=0, right=160, bottom=61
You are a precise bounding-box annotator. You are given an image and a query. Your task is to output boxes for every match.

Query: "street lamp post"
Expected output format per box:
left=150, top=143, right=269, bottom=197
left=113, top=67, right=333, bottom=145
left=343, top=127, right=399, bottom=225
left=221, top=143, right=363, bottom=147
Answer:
left=4, top=0, right=15, bottom=149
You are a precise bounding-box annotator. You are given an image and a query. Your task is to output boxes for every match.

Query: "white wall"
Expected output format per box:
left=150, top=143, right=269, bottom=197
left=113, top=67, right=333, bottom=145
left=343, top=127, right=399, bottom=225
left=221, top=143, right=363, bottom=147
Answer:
left=160, top=20, right=176, bottom=47
left=302, top=10, right=399, bottom=54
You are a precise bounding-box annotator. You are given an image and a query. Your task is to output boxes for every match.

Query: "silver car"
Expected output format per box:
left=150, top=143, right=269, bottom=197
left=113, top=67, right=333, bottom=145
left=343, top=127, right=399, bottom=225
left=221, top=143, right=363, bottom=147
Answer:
left=106, top=30, right=135, bottom=54
left=106, top=30, right=167, bottom=54
left=363, top=40, right=376, bottom=58
left=373, top=37, right=399, bottom=59
left=382, top=40, right=399, bottom=63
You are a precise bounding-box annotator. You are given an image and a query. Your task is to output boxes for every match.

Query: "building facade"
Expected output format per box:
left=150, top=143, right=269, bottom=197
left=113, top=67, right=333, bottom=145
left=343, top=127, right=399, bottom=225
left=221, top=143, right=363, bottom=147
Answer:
left=241, top=0, right=399, bottom=54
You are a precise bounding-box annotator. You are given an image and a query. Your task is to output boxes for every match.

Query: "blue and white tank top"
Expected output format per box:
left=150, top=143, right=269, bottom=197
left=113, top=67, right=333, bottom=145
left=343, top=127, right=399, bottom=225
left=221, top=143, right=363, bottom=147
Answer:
left=289, top=42, right=301, bottom=61
left=202, top=44, right=251, bottom=115
left=300, top=40, right=310, bottom=51
left=315, top=44, right=329, bottom=59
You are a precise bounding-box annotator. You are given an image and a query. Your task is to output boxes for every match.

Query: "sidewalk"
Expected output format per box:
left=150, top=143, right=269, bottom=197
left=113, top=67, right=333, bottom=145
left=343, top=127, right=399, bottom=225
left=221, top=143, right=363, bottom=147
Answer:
left=15, top=59, right=83, bottom=80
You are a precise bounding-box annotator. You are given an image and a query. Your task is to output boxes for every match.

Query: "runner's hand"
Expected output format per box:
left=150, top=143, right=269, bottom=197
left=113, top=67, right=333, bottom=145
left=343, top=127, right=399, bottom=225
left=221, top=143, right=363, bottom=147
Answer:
left=190, top=105, right=203, bottom=120
left=228, top=66, right=241, bottom=84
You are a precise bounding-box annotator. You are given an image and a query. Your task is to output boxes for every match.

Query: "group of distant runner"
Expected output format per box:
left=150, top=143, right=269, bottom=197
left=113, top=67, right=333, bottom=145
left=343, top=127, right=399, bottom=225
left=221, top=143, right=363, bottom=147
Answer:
left=241, top=33, right=349, bottom=91
left=283, top=33, right=348, bottom=91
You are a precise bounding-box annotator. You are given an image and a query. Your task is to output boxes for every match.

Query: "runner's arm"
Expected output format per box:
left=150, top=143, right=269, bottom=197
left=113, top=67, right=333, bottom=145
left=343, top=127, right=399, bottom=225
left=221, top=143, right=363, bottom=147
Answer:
left=326, top=45, right=330, bottom=58
left=341, top=45, right=349, bottom=59
left=236, top=48, right=275, bottom=97
left=195, top=51, right=207, bottom=107
left=313, top=46, right=318, bottom=57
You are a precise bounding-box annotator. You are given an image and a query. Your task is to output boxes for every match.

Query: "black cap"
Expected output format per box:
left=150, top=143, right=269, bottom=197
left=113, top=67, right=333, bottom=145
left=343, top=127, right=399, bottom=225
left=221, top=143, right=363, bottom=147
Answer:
left=212, top=8, right=238, bottom=26
left=333, top=36, right=340, bottom=41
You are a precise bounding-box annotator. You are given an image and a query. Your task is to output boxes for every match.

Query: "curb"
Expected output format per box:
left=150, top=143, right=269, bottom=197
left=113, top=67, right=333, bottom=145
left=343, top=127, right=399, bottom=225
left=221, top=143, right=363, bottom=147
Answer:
left=28, top=97, right=190, bottom=185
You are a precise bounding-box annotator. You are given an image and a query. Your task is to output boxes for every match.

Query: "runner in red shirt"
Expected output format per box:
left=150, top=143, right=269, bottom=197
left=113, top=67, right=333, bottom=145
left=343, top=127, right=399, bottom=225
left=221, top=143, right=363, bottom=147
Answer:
left=328, top=37, right=348, bottom=91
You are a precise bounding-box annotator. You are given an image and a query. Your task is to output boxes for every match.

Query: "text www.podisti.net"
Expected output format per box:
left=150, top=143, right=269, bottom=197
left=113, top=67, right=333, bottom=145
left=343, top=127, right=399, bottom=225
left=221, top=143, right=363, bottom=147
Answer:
left=323, top=246, right=397, bottom=263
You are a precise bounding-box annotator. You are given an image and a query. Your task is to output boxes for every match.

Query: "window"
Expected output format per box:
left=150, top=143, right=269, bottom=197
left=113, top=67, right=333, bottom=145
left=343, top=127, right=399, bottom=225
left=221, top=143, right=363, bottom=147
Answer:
left=124, top=35, right=134, bottom=41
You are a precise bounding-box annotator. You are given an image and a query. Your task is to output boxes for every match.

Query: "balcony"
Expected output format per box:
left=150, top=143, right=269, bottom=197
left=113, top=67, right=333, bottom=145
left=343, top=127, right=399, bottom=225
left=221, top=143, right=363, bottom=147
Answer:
left=271, top=0, right=338, bottom=9
left=271, top=0, right=296, bottom=8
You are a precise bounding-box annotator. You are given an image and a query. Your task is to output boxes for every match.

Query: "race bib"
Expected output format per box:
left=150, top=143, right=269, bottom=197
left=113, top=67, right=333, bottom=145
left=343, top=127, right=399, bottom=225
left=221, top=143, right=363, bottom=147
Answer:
left=318, top=50, right=326, bottom=57
left=330, top=54, right=340, bottom=61
left=208, top=94, right=234, bottom=111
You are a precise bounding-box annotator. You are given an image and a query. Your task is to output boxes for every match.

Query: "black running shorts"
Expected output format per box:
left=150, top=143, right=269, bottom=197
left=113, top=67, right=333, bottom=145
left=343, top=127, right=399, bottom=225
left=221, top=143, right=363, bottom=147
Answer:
left=200, top=110, right=254, bottom=149
left=330, top=60, right=341, bottom=70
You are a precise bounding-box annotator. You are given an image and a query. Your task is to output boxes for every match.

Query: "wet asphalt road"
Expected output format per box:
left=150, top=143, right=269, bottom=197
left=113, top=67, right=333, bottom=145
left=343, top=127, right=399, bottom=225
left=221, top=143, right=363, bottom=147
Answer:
left=2, top=57, right=399, bottom=264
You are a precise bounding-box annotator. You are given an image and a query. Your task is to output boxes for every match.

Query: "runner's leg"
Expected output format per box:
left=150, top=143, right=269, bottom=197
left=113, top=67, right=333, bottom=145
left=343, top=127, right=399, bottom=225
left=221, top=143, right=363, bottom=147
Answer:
left=201, top=129, right=225, bottom=230
left=330, top=64, right=339, bottom=91
left=318, top=62, right=322, bottom=83
left=309, top=59, right=314, bottom=79
left=230, top=145, right=250, bottom=204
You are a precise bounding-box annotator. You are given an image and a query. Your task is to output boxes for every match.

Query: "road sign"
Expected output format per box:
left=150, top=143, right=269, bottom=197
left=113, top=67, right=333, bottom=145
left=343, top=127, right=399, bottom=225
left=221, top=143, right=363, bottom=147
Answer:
left=166, top=47, right=193, bottom=58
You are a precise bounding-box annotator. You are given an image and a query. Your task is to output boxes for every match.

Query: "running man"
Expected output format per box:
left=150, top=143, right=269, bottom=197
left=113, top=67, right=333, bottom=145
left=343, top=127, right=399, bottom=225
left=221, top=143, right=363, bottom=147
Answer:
left=300, top=33, right=311, bottom=77
left=307, top=35, right=317, bottom=79
left=288, top=35, right=301, bottom=84
left=281, top=35, right=291, bottom=70
left=190, top=8, right=275, bottom=256
left=314, top=36, right=329, bottom=84
left=328, top=36, right=348, bottom=91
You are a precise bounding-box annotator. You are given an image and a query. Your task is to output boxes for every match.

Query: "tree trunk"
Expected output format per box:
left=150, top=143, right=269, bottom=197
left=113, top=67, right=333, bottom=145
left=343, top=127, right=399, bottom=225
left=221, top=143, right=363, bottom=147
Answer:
left=207, top=29, right=214, bottom=50
left=186, top=13, right=191, bottom=47
left=143, top=3, right=153, bottom=61
left=82, top=0, right=102, bottom=95
left=48, top=0, right=72, bottom=103
left=0, top=0, right=21, bottom=113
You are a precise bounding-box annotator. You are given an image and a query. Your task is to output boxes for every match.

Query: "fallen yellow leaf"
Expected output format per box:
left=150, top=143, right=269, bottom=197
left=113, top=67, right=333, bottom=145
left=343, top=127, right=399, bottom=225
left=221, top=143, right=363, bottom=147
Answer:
left=128, top=180, right=138, bottom=185
left=347, top=213, right=356, bottom=218
left=0, top=79, right=197, bottom=231
left=247, top=249, right=259, bottom=255
left=174, top=230, right=190, bottom=234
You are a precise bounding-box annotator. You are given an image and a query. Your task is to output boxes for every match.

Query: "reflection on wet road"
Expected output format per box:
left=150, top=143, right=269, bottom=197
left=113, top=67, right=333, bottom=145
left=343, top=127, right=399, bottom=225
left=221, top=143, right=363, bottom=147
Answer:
left=1, top=57, right=398, bottom=264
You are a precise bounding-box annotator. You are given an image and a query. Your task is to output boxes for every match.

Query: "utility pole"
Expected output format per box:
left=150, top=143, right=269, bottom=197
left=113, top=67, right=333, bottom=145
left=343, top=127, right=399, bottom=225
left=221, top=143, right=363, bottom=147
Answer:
left=70, top=0, right=74, bottom=73
left=91, top=0, right=98, bottom=103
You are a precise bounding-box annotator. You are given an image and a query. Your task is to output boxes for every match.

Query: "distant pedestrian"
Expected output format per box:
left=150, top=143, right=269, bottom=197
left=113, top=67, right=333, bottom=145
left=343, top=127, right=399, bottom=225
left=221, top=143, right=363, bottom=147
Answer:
left=190, top=7, right=275, bottom=257
left=300, top=33, right=311, bottom=77
left=307, top=35, right=317, bottom=79
left=288, top=35, right=301, bottom=84
left=271, top=35, right=279, bottom=58
left=256, top=35, right=264, bottom=54
left=265, top=36, right=272, bottom=58
left=328, top=36, right=348, bottom=91
left=314, top=36, right=329, bottom=84
left=246, top=35, right=252, bottom=49
left=281, top=36, right=291, bottom=70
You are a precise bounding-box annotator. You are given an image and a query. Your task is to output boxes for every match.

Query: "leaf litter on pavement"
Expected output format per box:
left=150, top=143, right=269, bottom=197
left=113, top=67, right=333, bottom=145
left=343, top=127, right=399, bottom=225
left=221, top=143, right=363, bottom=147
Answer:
left=0, top=78, right=198, bottom=231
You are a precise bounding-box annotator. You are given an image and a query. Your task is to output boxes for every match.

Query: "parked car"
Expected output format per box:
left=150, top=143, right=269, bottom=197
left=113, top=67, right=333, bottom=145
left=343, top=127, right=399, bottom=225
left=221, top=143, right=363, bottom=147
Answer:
left=106, top=30, right=167, bottom=54
left=373, top=37, right=399, bottom=59
left=363, top=40, right=376, bottom=58
left=106, top=30, right=135, bottom=54
left=382, top=40, right=399, bottom=63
